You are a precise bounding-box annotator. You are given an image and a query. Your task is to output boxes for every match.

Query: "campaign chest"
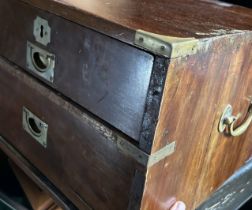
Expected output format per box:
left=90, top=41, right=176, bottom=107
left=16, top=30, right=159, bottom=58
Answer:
left=0, top=0, right=252, bottom=209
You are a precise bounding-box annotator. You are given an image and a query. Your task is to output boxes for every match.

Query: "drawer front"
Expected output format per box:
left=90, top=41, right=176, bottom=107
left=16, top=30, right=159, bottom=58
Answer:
left=0, top=0, right=154, bottom=141
left=0, top=58, right=140, bottom=210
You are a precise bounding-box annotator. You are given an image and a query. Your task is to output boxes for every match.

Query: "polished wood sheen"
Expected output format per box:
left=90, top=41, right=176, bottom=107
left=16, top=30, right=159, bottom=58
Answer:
left=0, top=0, right=154, bottom=141
left=1, top=0, right=252, bottom=210
left=19, top=0, right=252, bottom=44
left=0, top=58, right=142, bottom=210
left=141, top=33, right=252, bottom=209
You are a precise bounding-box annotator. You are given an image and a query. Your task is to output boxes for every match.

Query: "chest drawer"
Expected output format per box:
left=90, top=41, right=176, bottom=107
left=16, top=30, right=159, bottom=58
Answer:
left=0, top=57, right=144, bottom=210
left=0, top=0, right=154, bottom=141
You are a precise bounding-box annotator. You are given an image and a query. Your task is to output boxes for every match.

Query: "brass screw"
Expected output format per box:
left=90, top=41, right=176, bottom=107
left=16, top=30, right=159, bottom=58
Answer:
left=160, top=46, right=166, bottom=51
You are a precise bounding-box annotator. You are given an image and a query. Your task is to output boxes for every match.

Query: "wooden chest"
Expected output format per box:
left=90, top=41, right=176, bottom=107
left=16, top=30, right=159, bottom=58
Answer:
left=0, top=0, right=252, bottom=209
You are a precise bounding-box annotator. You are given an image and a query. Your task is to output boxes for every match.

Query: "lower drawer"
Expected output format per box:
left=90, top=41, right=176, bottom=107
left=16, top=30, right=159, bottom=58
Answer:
left=0, top=58, right=143, bottom=210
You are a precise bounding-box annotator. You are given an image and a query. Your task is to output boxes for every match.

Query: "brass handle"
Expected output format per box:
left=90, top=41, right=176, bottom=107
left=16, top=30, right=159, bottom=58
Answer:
left=219, top=103, right=252, bottom=137
left=32, top=51, right=52, bottom=73
left=27, top=42, right=55, bottom=83
left=22, top=107, right=48, bottom=148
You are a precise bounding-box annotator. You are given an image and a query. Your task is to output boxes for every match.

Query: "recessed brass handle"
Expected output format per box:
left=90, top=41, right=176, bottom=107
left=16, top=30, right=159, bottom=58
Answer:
left=219, top=103, right=252, bottom=137
left=32, top=51, right=53, bottom=73
left=26, top=42, right=55, bottom=83
left=22, top=107, right=48, bottom=147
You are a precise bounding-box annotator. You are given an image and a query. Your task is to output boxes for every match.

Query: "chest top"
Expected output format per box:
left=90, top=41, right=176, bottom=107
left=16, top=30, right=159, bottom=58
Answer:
left=21, top=0, right=252, bottom=45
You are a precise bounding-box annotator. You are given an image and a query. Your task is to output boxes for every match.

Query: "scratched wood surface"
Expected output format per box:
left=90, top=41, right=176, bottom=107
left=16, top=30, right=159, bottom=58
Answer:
left=141, top=32, right=252, bottom=210
left=0, top=58, right=142, bottom=210
left=0, top=0, right=154, bottom=141
left=1, top=0, right=252, bottom=210
left=20, top=0, right=252, bottom=45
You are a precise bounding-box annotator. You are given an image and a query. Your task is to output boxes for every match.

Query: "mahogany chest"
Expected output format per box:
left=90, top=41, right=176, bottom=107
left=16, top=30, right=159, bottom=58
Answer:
left=1, top=0, right=252, bottom=209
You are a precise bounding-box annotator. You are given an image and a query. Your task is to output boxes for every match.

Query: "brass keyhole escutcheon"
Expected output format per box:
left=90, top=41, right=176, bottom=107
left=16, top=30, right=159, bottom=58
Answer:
left=33, top=16, right=51, bottom=46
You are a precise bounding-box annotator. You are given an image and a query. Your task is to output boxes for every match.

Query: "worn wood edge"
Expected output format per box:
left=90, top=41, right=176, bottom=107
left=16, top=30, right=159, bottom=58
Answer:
left=139, top=57, right=169, bottom=153
left=196, top=160, right=252, bottom=210
left=0, top=57, right=147, bottom=166
left=128, top=142, right=176, bottom=209
left=0, top=56, right=174, bottom=169
left=18, top=0, right=252, bottom=49
left=134, top=29, right=251, bottom=58
left=0, top=135, right=80, bottom=210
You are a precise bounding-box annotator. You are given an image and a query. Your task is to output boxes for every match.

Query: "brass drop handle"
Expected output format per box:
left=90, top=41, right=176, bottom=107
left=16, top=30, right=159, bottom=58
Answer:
left=219, top=103, right=252, bottom=137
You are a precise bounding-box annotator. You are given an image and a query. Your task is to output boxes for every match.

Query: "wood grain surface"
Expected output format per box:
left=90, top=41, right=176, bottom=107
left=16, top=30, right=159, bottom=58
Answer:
left=19, top=0, right=252, bottom=45
left=141, top=32, right=252, bottom=210
left=1, top=0, right=252, bottom=210
left=0, top=0, right=154, bottom=141
left=0, top=57, right=142, bottom=210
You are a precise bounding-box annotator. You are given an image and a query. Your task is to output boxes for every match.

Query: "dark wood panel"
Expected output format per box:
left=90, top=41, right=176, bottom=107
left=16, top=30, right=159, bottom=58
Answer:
left=139, top=57, right=169, bottom=152
left=19, top=0, right=252, bottom=45
left=0, top=0, right=154, bottom=141
left=140, top=32, right=252, bottom=209
left=0, top=57, right=141, bottom=210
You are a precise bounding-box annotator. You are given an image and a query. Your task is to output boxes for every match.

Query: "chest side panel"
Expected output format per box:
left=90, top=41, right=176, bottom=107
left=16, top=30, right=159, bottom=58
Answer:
left=140, top=32, right=252, bottom=210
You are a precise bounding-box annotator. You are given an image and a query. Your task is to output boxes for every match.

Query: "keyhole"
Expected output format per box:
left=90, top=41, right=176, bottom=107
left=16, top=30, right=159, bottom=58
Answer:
left=40, top=25, right=44, bottom=38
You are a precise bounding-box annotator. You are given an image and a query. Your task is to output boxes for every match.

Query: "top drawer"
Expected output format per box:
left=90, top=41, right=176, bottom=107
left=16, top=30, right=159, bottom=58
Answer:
left=0, top=0, right=154, bottom=141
